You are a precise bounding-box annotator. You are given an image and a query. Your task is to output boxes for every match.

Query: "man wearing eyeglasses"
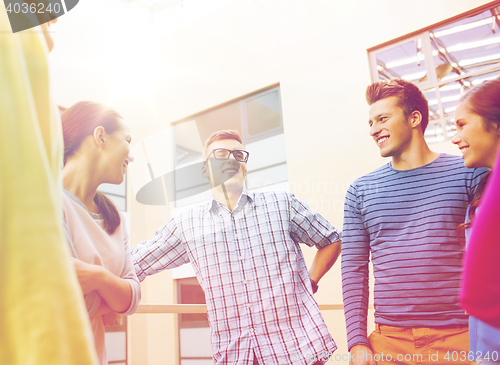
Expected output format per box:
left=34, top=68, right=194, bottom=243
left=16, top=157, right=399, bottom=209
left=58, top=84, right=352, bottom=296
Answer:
left=132, top=129, right=342, bottom=365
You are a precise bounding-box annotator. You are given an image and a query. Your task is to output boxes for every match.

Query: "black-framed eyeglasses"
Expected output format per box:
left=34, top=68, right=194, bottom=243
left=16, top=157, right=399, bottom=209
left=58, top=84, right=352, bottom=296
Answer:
left=204, top=148, right=250, bottom=164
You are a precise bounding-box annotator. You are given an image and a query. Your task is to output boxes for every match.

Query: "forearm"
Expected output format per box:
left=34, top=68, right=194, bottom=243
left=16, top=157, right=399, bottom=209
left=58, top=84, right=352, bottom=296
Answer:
left=90, top=298, right=114, bottom=319
left=309, top=240, right=341, bottom=283
left=342, top=253, right=370, bottom=350
left=94, top=267, right=133, bottom=314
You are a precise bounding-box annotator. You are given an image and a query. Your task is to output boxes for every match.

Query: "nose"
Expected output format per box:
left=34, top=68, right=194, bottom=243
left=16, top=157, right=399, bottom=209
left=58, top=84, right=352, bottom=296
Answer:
left=227, top=152, right=239, bottom=162
left=127, top=155, right=134, bottom=163
left=370, top=123, right=380, bottom=137
left=451, top=132, right=460, bottom=145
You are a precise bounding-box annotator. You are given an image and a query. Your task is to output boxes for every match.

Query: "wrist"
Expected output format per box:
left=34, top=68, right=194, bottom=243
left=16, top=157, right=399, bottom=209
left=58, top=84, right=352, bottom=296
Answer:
left=93, top=265, right=108, bottom=292
left=310, top=278, right=319, bottom=294
left=350, top=344, right=371, bottom=352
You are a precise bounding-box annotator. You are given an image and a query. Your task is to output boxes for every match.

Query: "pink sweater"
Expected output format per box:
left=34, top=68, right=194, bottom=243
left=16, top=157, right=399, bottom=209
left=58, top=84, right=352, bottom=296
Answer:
left=63, top=190, right=141, bottom=365
left=460, top=148, right=500, bottom=329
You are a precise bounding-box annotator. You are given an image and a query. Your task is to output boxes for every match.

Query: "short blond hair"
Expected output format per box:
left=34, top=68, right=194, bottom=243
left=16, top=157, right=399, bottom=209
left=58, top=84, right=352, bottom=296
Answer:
left=203, top=130, right=243, bottom=158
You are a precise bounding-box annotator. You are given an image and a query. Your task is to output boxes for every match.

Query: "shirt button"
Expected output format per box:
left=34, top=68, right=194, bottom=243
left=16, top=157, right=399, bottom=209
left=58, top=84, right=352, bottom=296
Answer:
left=243, top=280, right=247, bottom=284
left=247, top=304, right=251, bottom=308
left=250, top=328, right=254, bottom=332
left=239, top=256, right=243, bottom=261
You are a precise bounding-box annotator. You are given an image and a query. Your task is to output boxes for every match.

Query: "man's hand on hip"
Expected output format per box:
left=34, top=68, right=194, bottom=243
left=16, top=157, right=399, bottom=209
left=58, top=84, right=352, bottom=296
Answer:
left=349, top=344, right=377, bottom=365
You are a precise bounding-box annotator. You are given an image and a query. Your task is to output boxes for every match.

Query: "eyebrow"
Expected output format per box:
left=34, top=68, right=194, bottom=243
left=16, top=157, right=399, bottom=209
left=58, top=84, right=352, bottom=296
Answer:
left=369, top=113, right=389, bottom=124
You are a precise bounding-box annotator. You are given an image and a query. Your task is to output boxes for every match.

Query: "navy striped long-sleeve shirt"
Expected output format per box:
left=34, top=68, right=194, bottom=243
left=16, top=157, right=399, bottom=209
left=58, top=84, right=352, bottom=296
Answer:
left=341, top=154, right=487, bottom=350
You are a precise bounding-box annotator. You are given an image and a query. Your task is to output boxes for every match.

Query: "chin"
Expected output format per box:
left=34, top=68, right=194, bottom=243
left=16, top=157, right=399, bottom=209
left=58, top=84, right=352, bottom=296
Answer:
left=379, top=149, right=392, bottom=158
left=112, top=175, right=125, bottom=185
left=463, top=160, right=474, bottom=168
left=463, top=158, right=482, bottom=169
left=223, top=180, right=244, bottom=189
left=221, top=177, right=245, bottom=189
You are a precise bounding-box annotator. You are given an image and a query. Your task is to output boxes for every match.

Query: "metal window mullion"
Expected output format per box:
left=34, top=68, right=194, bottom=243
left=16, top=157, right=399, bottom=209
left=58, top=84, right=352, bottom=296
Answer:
left=436, top=63, right=500, bottom=88
left=421, top=31, right=448, bottom=140
left=368, top=51, right=380, bottom=83
left=240, top=98, right=249, bottom=144
left=421, top=31, right=438, bottom=84
left=241, top=87, right=284, bottom=144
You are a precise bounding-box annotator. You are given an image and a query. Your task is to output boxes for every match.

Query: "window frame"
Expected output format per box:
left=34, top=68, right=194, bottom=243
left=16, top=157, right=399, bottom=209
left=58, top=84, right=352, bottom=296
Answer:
left=367, top=1, right=500, bottom=144
left=171, top=83, right=287, bottom=207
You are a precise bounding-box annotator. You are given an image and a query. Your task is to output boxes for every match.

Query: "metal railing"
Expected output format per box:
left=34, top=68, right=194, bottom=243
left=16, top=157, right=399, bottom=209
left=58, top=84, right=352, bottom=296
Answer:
left=136, top=303, right=366, bottom=314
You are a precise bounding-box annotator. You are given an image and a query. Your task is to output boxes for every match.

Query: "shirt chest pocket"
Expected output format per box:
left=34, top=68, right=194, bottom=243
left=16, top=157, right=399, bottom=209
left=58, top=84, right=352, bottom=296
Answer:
left=187, top=229, right=233, bottom=267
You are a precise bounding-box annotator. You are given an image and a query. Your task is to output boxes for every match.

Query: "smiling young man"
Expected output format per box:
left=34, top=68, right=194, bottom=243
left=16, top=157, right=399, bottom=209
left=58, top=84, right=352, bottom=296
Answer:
left=341, top=79, right=487, bottom=365
left=132, top=130, right=342, bottom=365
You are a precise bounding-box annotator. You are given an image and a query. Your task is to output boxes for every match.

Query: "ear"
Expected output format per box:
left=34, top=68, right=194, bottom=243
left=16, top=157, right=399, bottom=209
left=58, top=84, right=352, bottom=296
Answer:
left=201, top=163, right=209, bottom=178
left=492, top=122, right=500, bottom=136
left=202, top=160, right=217, bottom=188
left=240, top=163, right=247, bottom=179
left=409, top=110, right=423, bottom=130
left=93, top=126, right=106, bottom=148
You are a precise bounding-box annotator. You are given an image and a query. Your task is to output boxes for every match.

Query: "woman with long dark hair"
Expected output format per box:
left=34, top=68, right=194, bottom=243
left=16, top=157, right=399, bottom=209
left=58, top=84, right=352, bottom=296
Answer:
left=452, top=77, right=500, bottom=365
left=61, top=101, right=141, bottom=365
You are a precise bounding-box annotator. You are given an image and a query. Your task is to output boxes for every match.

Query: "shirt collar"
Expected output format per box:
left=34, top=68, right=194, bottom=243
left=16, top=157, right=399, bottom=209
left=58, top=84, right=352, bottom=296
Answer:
left=204, top=189, right=254, bottom=214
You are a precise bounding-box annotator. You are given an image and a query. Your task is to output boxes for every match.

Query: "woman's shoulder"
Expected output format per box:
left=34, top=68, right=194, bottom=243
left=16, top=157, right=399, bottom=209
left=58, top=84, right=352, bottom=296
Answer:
left=116, top=211, right=130, bottom=242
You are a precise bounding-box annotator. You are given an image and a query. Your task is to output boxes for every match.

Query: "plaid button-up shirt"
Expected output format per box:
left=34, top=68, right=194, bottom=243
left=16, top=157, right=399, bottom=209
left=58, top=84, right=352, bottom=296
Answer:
left=132, top=190, right=340, bottom=365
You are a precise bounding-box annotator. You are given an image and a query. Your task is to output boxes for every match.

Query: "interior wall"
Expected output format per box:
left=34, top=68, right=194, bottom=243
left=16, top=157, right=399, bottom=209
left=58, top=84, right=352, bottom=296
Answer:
left=48, top=1, right=492, bottom=364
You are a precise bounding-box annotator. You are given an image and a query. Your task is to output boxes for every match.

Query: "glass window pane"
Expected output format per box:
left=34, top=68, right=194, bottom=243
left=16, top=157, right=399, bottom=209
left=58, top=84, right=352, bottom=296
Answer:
left=174, top=102, right=242, bottom=166
left=423, top=88, right=442, bottom=121
left=431, top=7, right=500, bottom=81
left=175, top=120, right=204, bottom=166
left=246, top=133, right=287, bottom=171
left=246, top=163, right=288, bottom=190
left=105, top=332, right=126, bottom=361
left=178, top=280, right=208, bottom=325
left=425, top=70, right=500, bottom=143
left=172, top=87, right=288, bottom=207
left=370, top=4, right=500, bottom=145
left=180, top=328, right=212, bottom=358
left=246, top=90, right=282, bottom=136
left=375, top=37, right=428, bottom=82
left=174, top=160, right=210, bottom=202
left=98, top=179, right=126, bottom=197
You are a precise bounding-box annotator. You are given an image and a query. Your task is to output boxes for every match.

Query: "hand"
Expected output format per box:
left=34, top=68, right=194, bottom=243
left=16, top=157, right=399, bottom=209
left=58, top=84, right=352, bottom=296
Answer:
left=349, top=345, right=377, bottom=365
left=71, top=258, right=103, bottom=295
left=102, top=312, right=120, bottom=326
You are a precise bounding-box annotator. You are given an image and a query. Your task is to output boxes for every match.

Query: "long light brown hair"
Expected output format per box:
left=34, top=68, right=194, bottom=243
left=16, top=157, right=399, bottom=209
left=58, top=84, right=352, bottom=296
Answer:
left=456, top=77, right=500, bottom=242
left=62, top=101, right=123, bottom=234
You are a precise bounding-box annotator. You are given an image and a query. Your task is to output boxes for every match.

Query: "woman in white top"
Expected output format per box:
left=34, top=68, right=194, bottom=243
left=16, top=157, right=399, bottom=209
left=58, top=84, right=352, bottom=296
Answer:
left=61, top=101, right=141, bottom=365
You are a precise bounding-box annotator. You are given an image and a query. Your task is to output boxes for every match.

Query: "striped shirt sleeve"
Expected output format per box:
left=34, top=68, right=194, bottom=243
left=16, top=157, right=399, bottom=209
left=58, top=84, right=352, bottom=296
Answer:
left=341, top=183, right=371, bottom=350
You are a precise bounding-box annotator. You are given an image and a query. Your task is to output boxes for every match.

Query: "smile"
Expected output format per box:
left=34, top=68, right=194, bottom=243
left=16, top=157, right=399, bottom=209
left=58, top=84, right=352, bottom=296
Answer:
left=460, top=146, right=469, bottom=156
left=377, top=136, right=389, bottom=146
